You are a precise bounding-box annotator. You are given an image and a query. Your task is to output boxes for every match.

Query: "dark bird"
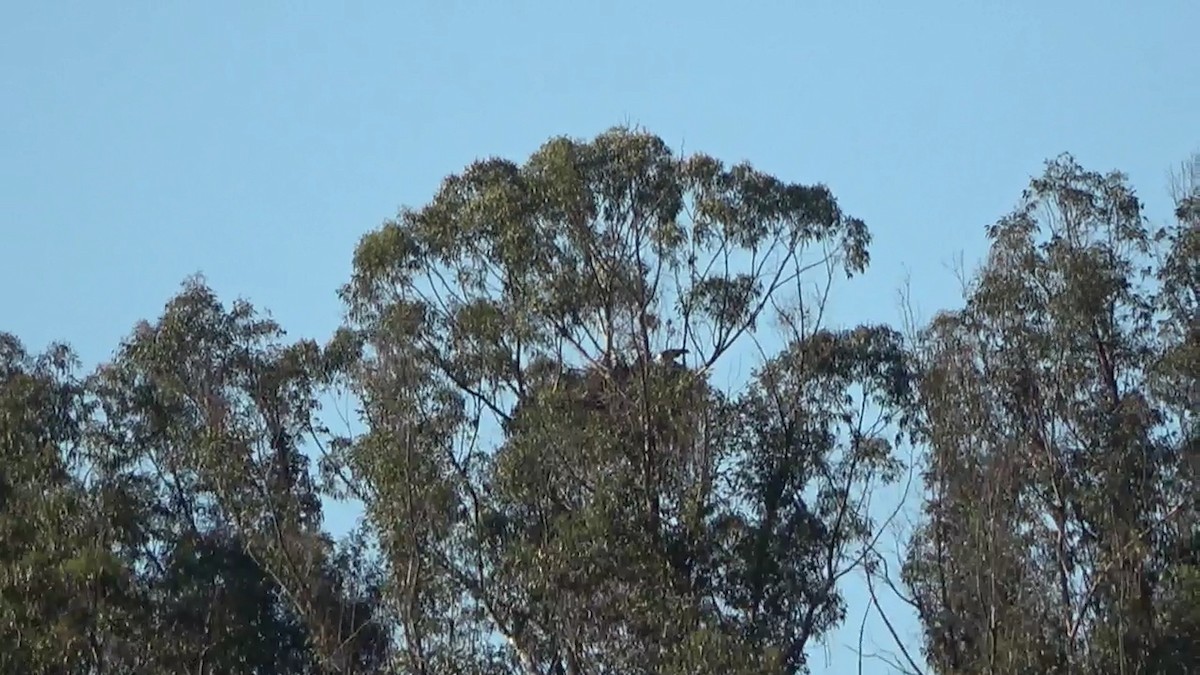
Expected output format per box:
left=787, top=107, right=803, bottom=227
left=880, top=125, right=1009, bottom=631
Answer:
left=658, top=348, right=688, bottom=365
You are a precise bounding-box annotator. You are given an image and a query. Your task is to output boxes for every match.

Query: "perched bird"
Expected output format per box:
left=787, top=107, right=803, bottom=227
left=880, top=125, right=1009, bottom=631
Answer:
left=658, top=348, right=688, bottom=365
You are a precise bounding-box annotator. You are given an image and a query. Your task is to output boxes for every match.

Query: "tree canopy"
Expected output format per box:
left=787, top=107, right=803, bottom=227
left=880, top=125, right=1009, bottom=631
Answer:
left=2, top=128, right=1196, bottom=674
left=899, top=155, right=1199, bottom=674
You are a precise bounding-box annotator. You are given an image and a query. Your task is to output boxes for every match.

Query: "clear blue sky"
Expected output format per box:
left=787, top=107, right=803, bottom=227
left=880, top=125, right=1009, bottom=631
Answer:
left=3, top=2, right=1196, bottom=672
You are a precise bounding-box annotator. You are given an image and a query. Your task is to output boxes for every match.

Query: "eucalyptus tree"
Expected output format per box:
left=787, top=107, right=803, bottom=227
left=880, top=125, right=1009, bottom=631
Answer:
left=0, top=334, right=128, bottom=673
left=84, top=279, right=391, bottom=673
left=902, top=155, right=1199, bottom=674
left=336, top=127, right=914, bottom=673
left=1, top=282, right=394, bottom=674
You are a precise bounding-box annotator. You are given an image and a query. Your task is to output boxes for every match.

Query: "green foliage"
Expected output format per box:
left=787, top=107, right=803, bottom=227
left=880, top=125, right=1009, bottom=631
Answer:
left=3, top=128, right=1194, bottom=674
left=902, top=154, right=1200, bottom=674
left=336, top=127, right=901, bottom=673
left=1, top=281, right=390, bottom=673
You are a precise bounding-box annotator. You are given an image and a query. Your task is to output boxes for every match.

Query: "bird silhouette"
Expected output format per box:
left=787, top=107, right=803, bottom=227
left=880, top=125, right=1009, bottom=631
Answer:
left=658, top=348, right=688, bottom=365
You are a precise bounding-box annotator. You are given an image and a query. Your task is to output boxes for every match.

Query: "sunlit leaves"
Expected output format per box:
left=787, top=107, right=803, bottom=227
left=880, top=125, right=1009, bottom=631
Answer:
left=347, top=127, right=870, bottom=396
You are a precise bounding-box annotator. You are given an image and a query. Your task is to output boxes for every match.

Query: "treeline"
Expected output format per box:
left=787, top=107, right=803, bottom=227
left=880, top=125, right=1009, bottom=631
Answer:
left=2, top=128, right=1196, bottom=674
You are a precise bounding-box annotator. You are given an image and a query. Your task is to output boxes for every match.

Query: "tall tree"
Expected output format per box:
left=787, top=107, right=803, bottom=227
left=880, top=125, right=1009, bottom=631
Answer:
left=88, top=279, right=392, bottom=673
left=0, top=281, right=393, bottom=673
left=336, top=126, right=913, bottom=673
left=0, top=334, right=134, bottom=673
left=902, top=154, right=1199, bottom=674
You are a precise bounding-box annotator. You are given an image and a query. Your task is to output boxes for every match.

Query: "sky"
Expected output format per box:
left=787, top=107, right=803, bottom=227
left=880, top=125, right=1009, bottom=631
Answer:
left=2, top=1, right=1196, bottom=672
